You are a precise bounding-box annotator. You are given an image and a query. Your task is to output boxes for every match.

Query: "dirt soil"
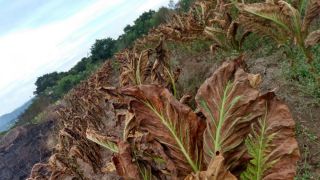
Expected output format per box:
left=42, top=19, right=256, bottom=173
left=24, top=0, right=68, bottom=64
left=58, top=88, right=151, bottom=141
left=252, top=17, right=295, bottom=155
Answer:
left=0, top=120, right=56, bottom=180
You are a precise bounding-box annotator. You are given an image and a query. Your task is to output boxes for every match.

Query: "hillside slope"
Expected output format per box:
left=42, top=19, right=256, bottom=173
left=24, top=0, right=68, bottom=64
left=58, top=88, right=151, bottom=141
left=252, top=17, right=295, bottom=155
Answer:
left=0, top=119, right=55, bottom=179
left=0, top=99, right=33, bottom=132
left=3, top=0, right=319, bottom=179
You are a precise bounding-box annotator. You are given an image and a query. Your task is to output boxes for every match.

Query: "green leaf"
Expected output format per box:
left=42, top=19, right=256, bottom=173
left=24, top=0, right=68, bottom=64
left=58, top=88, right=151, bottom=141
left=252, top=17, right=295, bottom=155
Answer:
left=240, top=115, right=276, bottom=180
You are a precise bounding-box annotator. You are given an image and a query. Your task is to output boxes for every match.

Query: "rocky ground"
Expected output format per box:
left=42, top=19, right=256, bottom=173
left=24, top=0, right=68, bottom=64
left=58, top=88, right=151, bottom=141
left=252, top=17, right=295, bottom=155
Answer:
left=0, top=120, right=56, bottom=180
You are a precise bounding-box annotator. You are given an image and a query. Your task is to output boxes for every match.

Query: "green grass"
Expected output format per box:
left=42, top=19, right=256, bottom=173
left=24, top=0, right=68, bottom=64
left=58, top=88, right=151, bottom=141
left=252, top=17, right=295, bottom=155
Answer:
left=282, top=44, right=320, bottom=102
left=295, top=123, right=320, bottom=180
left=167, top=39, right=211, bottom=55
left=0, top=130, right=8, bottom=137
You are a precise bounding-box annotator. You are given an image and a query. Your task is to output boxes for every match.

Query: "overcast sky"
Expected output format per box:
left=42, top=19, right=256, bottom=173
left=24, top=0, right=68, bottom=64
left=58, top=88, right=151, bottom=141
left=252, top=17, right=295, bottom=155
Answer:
left=0, top=0, right=172, bottom=116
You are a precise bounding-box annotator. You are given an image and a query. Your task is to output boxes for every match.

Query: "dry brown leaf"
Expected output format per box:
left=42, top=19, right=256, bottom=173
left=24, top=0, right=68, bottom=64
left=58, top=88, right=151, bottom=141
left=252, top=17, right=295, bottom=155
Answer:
left=117, top=49, right=152, bottom=86
left=129, top=133, right=179, bottom=179
left=180, top=94, right=193, bottom=105
left=113, top=141, right=140, bottom=179
left=184, top=154, right=237, bottom=180
left=102, top=162, right=116, bottom=173
left=248, top=74, right=262, bottom=88
left=261, top=93, right=300, bottom=179
left=195, top=57, right=266, bottom=173
left=120, top=85, right=205, bottom=177
left=28, top=163, right=52, bottom=180
left=237, top=2, right=293, bottom=44
left=239, top=92, right=300, bottom=179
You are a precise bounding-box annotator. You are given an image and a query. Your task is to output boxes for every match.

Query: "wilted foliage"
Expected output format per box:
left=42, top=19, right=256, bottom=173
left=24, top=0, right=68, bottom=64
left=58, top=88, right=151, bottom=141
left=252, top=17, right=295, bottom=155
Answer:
left=29, top=55, right=300, bottom=180
left=195, top=56, right=266, bottom=173
left=235, top=0, right=320, bottom=63
left=185, top=154, right=237, bottom=180
left=203, top=1, right=251, bottom=54
left=110, top=57, right=299, bottom=179
left=27, top=0, right=303, bottom=179
left=135, top=0, right=217, bottom=48
left=120, top=85, right=205, bottom=177
left=241, top=93, right=300, bottom=179
left=117, top=40, right=180, bottom=96
left=28, top=62, right=124, bottom=179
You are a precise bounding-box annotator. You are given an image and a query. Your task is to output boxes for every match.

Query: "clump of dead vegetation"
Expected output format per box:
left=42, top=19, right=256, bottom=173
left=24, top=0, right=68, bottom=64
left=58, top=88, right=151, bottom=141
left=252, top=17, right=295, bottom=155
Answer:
left=27, top=0, right=320, bottom=179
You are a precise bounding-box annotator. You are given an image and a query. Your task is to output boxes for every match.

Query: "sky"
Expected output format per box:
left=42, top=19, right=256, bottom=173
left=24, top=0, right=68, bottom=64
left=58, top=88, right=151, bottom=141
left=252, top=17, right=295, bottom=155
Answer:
left=0, top=0, right=172, bottom=116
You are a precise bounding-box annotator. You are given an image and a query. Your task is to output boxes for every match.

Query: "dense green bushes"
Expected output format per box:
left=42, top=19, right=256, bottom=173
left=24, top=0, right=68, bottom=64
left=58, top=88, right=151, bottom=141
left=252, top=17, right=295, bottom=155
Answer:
left=34, top=72, right=66, bottom=95
left=91, top=38, right=116, bottom=62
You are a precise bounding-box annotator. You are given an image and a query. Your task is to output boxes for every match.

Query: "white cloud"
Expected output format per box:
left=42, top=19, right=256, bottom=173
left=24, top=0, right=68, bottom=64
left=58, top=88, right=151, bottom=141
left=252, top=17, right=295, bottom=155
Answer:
left=0, top=0, right=170, bottom=115
left=0, top=0, right=124, bottom=87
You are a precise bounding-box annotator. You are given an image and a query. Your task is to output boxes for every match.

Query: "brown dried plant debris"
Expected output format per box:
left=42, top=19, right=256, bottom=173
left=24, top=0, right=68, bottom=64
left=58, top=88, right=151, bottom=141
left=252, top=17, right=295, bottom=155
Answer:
left=112, top=141, right=141, bottom=179
left=117, top=40, right=180, bottom=96
left=184, top=154, right=237, bottom=180
left=243, top=92, right=300, bottom=180
left=120, top=85, right=206, bottom=177
left=195, top=56, right=263, bottom=170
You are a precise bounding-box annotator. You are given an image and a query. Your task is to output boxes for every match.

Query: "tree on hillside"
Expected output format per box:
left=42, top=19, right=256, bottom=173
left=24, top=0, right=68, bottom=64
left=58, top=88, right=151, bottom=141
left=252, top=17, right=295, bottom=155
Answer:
left=91, top=38, right=116, bottom=62
left=34, top=72, right=65, bottom=95
left=116, top=10, right=157, bottom=50
left=53, top=75, right=82, bottom=98
left=70, top=57, right=89, bottom=73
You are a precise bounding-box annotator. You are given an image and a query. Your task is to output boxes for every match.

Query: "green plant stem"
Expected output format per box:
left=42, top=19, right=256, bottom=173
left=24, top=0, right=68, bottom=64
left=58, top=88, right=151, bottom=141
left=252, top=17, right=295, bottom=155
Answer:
left=255, top=119, right=267, bottom=179
left=215, top=85, right=228, bottom=152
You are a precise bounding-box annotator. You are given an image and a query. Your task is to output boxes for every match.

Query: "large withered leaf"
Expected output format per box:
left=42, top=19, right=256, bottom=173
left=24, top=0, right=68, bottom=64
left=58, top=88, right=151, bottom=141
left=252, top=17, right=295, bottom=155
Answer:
left=120, top=85, right=205, bottom=177
left=118, top=50, right=136, bottom=86
left=86, top=128, right=119, bottom=153
left=236, top=1, right=297, bottom=44
left=195, top=57, right=266, bottom=172
left=241, top=93, right=300, bottom=180
left=184, top=154, right=237, bottom=180
left=113, top=141, right=140, bottom=179
left=136, top=49, right=153, bottom=85
left=261, top=94, right=300, bottom=179
left=129, top=133, right=179, bottom=179
left=118, top=49, right=152, bottom=86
